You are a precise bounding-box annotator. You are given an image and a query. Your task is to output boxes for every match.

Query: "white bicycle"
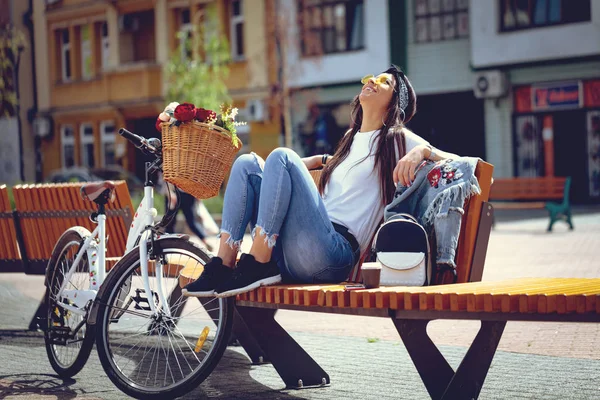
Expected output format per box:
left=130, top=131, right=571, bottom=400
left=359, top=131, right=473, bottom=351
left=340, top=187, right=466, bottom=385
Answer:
left=43, top=128, right=233, bottom=399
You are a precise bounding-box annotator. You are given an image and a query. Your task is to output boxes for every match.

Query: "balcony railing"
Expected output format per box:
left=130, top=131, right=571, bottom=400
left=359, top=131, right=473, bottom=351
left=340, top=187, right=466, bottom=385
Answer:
left=51, top=62, right=162, bottom=109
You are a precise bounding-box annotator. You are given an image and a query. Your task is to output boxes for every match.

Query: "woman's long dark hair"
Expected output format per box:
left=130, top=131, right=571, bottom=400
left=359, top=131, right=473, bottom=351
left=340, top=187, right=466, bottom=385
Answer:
left=318, top=65, right=418, bottom=206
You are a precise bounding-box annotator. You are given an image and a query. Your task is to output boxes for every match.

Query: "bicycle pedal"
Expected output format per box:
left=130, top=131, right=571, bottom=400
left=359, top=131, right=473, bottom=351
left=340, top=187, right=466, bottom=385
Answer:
left=48, top=326, right=71, bottom=345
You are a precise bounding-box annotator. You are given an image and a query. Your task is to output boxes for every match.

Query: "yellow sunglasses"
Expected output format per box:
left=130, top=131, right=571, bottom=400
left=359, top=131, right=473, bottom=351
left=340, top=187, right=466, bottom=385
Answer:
left=361, top=73, right=394, bottom=88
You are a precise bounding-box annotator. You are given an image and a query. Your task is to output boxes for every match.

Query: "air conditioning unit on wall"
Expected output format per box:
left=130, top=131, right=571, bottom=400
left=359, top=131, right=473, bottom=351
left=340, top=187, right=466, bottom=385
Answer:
left=473, top=70, right=508, bottom=99
left=246, top=99, right=268, bottom=122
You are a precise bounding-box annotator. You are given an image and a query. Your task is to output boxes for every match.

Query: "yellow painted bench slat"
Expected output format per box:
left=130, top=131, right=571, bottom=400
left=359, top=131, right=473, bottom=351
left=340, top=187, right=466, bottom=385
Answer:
left=235, top=278, right=600, bottom=315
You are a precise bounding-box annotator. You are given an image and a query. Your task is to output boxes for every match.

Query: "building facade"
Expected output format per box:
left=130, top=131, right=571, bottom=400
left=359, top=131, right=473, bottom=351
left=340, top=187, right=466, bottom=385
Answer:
left=284, top=0, right=391, bottom=156
left=0, top=0, right=36, bottom=184
left=388, top=0, right=599, bottom=203
left=471, top=0, right=600, bottom=202
left=32, top=0, right=280, bottom=181
left=285, top=0, right=484, bottom=161
left=401, top=0, right=485, bottom=161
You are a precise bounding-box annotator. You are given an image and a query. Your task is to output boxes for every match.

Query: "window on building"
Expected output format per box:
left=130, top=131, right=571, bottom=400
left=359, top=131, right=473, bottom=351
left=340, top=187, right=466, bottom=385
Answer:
left=415, top=0, right=469, bottom=43
left=118, top=10, right=156, bottom=64
left=80, top=123, right=95, bottom=168
left=500, top=0, right=591, bottom=32
left=81, top=25, right=92, bottom=79
left=230, top=0, right=245, bottom=60
left=101, top=22, right=110, bottom=69
left=100, top=121, right=116, bottom=166
left=202, top=5, right=219, bottom=63
left=60, top=125, right=75, bottom=168
left=178, top=8, right=193, bottom=59
left=60, top=29, right=72, bottom=81
left=299, top=0, right=364, bottom=56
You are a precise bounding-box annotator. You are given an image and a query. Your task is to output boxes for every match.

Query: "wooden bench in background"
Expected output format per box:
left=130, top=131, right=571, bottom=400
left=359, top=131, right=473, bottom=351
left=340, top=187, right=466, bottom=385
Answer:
left=8, top=182, right=134, bottom=274
left=0, top=185, right=22, bottom=272
left=489, top=176, right=573, bottom=231
left=0, top=182, right=134, bottom=330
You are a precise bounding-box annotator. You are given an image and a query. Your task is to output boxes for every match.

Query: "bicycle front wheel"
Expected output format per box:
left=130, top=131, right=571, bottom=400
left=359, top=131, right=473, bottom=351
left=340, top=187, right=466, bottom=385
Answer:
left=95, top=238, right=233, bottom=399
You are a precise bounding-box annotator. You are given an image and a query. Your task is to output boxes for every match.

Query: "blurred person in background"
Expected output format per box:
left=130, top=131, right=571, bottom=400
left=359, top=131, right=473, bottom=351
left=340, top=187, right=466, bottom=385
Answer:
left=162, top=180, right=214, bottom=252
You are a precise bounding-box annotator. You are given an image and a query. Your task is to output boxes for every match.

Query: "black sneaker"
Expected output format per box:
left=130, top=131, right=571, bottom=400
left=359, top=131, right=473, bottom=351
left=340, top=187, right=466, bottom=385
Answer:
left=182, top=257, right=233, bottom=297
left=215, top=254, right=281, bottom=298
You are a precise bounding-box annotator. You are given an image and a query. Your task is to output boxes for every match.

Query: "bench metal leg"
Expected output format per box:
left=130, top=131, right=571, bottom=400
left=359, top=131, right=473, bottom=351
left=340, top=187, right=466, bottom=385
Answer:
left=28, top=298, right=47, bottom=331
left=232, top=306, right=269, bottom=364
left=236, top=305, right=330, bottom=389
left=394, top=319, right=506, bottom=400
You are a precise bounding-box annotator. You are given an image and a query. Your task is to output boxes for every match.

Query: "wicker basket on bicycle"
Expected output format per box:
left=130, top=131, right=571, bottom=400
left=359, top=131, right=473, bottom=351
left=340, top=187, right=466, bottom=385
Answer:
left=161, top=121, right=242, bottom=199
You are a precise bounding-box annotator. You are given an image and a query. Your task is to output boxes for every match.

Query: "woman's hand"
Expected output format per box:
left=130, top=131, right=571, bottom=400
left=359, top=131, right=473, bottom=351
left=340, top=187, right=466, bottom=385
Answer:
left=393, top=145, right=427, bottom=187
left=302, top=155, right=323, bottom=170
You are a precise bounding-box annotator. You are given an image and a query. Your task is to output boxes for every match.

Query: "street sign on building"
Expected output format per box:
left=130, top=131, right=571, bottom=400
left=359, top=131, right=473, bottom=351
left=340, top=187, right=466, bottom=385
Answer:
left=531, top=81, right=583, bottom=111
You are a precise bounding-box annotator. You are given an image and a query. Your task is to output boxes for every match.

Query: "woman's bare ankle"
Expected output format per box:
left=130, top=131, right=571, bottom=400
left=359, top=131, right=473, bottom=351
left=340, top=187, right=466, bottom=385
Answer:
left=217, top=233, right=238, bottom=268
left=250, top=227, right=275, bottom=263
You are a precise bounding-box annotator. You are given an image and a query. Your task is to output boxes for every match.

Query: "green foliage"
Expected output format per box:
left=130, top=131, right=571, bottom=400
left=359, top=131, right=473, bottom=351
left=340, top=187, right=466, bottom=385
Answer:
left=164, top=5, right=231, bottom=113
left=203, top=193, right=224, bottom=215
left=0, top=26, right=26, bottom=118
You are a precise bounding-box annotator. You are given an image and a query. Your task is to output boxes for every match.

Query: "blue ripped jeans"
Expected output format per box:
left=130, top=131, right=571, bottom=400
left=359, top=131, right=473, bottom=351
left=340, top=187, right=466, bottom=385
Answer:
left=220, top=148, right=357, bottom=283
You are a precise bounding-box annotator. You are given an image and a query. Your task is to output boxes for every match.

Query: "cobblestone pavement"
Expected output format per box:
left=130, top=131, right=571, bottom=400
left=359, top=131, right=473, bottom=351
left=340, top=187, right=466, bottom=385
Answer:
left=1, top=206, right=599, bottom=398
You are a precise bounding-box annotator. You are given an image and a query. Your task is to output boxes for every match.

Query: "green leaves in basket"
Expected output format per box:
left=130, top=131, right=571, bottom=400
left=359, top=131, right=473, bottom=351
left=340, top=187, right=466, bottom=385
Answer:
left=215, top=104, right=244, bottom=148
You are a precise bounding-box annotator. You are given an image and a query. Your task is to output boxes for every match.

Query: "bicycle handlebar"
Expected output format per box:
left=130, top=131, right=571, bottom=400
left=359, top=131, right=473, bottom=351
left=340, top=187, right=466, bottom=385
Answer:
left=118, top=128, right=161, bottom=155
left=118, top=128, right=144, bottom=147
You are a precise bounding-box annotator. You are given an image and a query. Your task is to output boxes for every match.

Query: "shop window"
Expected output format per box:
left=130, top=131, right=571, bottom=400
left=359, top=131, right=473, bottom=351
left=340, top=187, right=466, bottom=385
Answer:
left=415, top=0, right=469, bottom=43
left=100, top=121, right=116, bottom=166
left=80, top=123, right=95, bottom=168
left=101, top=22, right=110, bottom=69
left=587, top=111, right=600, bottom=198
left=230, top=0, right=245, bottom=60
left=81, top=25, right=92, bottom=79
left=300, top=0, right=364, bottom=56
left=60, top=125, right=75, bottom=168
left=514, top=115, right=544, bottom=177
left=500, top=0, right=591, bottom=32
left=60, top=29, right=71, bottom=81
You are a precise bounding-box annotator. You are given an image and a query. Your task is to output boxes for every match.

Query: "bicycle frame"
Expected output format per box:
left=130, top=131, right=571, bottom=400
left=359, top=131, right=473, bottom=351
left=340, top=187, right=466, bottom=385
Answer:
left=56, top=183, right=171, bottom=317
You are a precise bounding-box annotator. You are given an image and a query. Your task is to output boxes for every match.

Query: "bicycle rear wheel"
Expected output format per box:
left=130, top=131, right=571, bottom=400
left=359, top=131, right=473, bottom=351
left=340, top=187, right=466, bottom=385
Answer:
left=44, top=228, right=96, bottom=378
left=95, top=238, right=233, bottom=399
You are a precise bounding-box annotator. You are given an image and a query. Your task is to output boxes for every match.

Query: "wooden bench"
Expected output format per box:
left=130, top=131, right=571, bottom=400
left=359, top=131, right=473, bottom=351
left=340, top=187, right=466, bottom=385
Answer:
left=489, top=176, right=573, bottom=231
left=178, top=160, right=499, bottom=395
left=10, top=182, right=134, bottom=274
left=208, top=165, right=599, bottom=399
left=0, top=185, right=22, bottom=272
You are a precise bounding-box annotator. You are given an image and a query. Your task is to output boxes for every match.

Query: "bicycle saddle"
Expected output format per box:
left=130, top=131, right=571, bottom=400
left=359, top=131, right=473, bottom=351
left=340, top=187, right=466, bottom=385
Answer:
left=80, top=181, right=116, bottom=203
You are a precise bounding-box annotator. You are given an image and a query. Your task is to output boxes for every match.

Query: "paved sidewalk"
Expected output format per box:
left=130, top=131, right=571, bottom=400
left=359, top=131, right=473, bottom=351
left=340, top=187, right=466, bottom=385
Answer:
left=1, top=328, right=600, bottom=399
left=1, top=205, right=599, bottom=398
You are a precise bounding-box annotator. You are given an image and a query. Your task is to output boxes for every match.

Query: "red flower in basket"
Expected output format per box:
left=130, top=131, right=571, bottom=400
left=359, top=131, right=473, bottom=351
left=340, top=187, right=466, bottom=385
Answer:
left=155, top=117, right=163, bottom=133
left=195, top=108, right=217, bottom=123
left=174, top=103, right=196, bottom=122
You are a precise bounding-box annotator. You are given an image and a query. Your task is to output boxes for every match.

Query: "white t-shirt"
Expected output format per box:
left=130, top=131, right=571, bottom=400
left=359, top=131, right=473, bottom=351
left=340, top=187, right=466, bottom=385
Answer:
left=323, top=129, right=429, bottom=255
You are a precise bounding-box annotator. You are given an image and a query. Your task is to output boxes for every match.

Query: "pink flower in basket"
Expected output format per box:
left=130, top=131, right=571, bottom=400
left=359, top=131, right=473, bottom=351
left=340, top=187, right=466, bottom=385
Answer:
left=174, top=103, right=196, bottom=122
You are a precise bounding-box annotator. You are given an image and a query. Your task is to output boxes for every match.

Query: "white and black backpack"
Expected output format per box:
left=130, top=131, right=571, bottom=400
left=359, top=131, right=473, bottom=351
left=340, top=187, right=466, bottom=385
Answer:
left=371, top=213, right=432, bottom=286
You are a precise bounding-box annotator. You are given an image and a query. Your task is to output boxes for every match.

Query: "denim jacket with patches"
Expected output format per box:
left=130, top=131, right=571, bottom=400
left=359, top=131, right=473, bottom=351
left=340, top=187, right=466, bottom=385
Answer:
left=384, top=157, right=481, bottom=267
